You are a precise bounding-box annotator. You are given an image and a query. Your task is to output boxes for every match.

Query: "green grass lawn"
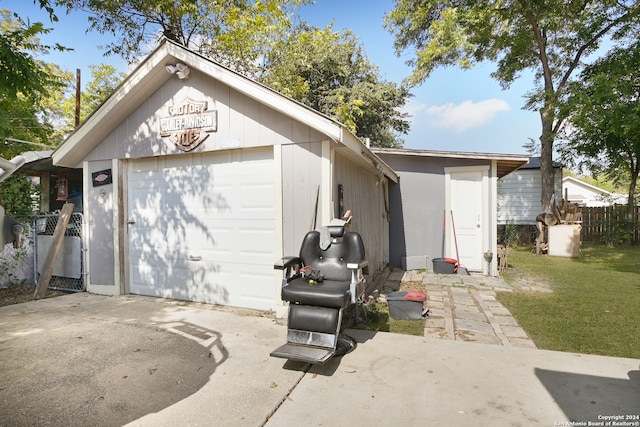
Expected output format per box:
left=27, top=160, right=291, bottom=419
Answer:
left=497, top=244, right=640, bottom=359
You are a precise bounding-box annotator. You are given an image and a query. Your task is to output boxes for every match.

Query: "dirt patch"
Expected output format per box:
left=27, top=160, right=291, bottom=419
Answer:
left=511, top=275, right=553, bottom=293
left=0, top=284, right=66, bottom=308
left=399, top=280, right=427, bottom=294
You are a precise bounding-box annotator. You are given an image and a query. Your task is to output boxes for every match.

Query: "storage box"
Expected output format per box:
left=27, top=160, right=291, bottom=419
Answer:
left=548, top=224, right=581, bottom=257
left=387, top=290, right=427, bottom=319
left=432, top=257, right=457, bottom=274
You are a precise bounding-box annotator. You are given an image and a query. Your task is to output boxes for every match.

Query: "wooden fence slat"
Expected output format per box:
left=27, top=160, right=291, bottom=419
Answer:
left=580, top=204, right=639, bottom=244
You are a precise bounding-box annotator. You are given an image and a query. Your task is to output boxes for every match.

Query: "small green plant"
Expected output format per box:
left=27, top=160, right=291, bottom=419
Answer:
left=504, top=223, right=520, bottom=247
left=0, top=175, right=40, bottom=220
left=598, top=218, right=634, bottom=246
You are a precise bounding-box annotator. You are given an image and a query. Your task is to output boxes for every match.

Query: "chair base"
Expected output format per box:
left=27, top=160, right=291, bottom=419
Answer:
left=335, top=334, right=357, bottom=357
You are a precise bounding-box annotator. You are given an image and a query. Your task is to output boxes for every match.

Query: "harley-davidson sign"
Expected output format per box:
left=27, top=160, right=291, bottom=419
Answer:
left=160, top=98, right=217, bottom=151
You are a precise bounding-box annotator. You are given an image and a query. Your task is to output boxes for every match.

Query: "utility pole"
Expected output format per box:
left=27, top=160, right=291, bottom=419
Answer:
left=75, top=68, right=81, bottom=127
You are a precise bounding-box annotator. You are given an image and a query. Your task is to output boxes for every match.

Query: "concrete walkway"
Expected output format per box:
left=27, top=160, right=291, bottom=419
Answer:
left=380, top=269, right=537, bottom=348
left=1, top=293, right=638, bottom=427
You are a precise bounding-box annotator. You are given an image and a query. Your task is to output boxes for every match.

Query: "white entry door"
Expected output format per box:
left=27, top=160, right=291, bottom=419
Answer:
left=446, top=166, right=488, bottom=271
left=126, top=148, right=276, bottom=310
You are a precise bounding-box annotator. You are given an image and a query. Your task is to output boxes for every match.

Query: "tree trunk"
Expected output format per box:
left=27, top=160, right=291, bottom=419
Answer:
left=626, top=165, right=638, bottom=245
left=539, top=109, right=556, bottom=214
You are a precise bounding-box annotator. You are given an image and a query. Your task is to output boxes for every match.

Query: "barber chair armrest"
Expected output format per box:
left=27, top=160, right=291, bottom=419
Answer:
left=274, top=256, right=302, bottom=270
left=346, top=260, right=369, bottom=276
left=275, top=256, right=303, bottom=285
left=347, top=261, right=368, bottom=304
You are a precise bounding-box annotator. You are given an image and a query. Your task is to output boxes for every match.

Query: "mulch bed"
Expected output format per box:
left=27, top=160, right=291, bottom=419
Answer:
left=0, top=284, right=66, bottom=308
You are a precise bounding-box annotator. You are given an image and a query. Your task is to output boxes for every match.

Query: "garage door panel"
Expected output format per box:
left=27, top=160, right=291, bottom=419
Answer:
left=129, top=257, right=160, bottom=292
left=239, top=184, right=275, bottom=213
left=129, top=258, right=274, bottom=309
left=130, top=222, right=191, bottom=260
left=238, top=227, right=275, bottom=259
left=190, top=220, right=274, bottom=265
left=217, top=262, right=277, bottom=309
left=127, top=147, right=276, bottom=310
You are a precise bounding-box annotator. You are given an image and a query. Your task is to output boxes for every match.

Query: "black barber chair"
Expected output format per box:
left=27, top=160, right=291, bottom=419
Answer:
left=271, top=225, right=368, bottom=365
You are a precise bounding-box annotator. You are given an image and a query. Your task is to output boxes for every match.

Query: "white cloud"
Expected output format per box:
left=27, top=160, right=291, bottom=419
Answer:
left=425, top=99, right=510, bottom=132
left=401, top=100, right=428, bottom=124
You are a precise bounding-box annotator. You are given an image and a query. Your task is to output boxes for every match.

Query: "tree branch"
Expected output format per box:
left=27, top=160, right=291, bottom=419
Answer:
left=557, top=2, right=640, bottom=97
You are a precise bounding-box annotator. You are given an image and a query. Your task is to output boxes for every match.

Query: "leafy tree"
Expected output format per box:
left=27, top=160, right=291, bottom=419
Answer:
left=385, top=0, right=640, bottom=212
left=78, top=64, right=126, bottom=118
left=56, top=0, right=308, bottom=75
left=56, top=1, right=411, bottom=147
left=563, top=170, right=627, bottom=194
left=1, top=4, right=70, bottom=219
left=560, top=43, right=640, bottom=239
left=263, top=24, right=410, bottom=147
left=55, top=64, right=125, bottom=138
left=0, top=10, right=63, bottom=102
left=0, top=9, right=68, bottom=156
left=0, top=175, right=39, bottom=220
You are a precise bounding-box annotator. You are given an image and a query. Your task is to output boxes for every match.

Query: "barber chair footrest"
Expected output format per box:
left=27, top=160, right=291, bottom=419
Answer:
left=270, top=344, right=334, bottom=365
left=270, top=334, right=357, bottom=365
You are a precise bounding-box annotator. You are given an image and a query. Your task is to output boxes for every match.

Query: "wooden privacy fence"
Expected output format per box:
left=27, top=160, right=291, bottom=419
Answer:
left=580, top=205, right=640, bottom=244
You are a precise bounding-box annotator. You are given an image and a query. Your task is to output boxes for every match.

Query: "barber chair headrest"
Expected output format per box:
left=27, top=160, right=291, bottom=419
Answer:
left=327, top=225, right=345, bottom=238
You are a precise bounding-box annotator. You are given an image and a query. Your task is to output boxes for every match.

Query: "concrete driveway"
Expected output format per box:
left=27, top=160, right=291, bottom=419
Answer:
left=1, top=293, right=638, bottom=426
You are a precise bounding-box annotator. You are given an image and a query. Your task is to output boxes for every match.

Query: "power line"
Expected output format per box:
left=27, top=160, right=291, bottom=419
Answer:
left=3, top=137, right=57, bottom=149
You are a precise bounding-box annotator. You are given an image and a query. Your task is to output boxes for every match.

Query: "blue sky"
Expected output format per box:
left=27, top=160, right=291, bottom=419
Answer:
left=4, top=0, right=539, bottom=155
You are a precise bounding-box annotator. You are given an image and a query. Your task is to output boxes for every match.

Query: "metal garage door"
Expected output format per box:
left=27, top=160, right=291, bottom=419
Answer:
left=127, top=148, right=275, bottom=310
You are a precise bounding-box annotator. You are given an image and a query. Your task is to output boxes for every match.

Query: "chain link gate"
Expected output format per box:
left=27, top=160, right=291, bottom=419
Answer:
left=33, top=212, right=86, bottom=292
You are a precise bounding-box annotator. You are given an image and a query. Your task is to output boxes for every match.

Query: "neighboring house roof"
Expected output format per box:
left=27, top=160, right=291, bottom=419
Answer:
left=0, top=156, right=26, bottom=183
left=519, top=156, right=563, bottom=170
left=562, top=176, right=627, bottom=206
left=52, top=38, right=398, bottom=182
left=0, top=151, right=75, bottom=183
left=372, top=147, right=529, bottom=178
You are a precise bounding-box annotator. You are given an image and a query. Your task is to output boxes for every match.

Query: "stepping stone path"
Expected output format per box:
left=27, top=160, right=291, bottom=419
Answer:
left=379, top=269, right=537, bottom=348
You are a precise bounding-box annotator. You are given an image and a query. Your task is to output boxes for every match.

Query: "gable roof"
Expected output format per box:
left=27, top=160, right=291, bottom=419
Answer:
left=52, top=39, right=397, bottom=182
left=562, top=176, right=613, bottom=196
left=562, top=176, right=628, bottom=206
left=520, top=156, right=563, bottom=170
left=372, top=147, right=529, bottom=178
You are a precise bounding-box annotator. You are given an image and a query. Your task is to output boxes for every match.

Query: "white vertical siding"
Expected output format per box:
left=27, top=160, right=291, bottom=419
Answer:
left=334, top=152, right=387, bottom=276
left=84, top=68, right=325, bottom=163
left=280, top=142, right=323, bottom=256
left=85, top=159, right=115, bottom=286
left=498, top=169, right=563, bottom=224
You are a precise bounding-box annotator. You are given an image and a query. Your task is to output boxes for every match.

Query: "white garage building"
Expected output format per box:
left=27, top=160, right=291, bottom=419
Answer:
left=53, top=39, right=396, bottom=313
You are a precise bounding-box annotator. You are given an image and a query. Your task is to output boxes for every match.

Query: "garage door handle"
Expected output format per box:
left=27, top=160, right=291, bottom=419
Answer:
left=127, top=219, right=136, bottom=224
left=189, top=255, right=202, bottom=261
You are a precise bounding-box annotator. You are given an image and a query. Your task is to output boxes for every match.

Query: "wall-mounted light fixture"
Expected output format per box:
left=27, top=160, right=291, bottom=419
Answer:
left=56, top=177, right=69, bottom=201
left=165, top=63, right=190, bottom=80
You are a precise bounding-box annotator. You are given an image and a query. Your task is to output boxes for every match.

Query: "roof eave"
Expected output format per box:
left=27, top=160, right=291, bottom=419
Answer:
left=339, top=132, right=398, bottom=183
left=372, top=147, right=529, bottom=178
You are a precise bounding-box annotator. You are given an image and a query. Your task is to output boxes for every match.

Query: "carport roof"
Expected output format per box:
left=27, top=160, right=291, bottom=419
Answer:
left=52, top=39, right=397, bottom=182
left=372, top=147, right=529, bottom=178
